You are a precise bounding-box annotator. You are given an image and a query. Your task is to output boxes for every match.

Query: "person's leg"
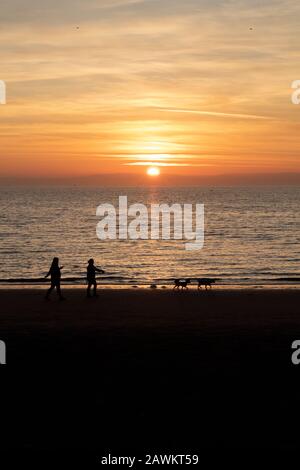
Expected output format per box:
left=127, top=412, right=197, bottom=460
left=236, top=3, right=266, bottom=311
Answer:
left=93, top=281, right=97, bottom=297
left=56, top=282, right=64, bottom=300
left=45, top=283, right=54, bottom=299
left=87, top=282, right=92, bottom=297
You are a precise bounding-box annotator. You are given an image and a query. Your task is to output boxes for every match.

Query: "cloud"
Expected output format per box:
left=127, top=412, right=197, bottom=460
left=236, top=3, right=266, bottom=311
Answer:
left=155, top=107, right=273, bottom=120
left=124, top=161, right=212, bottom=167
left=0, top=0, right=149, bottom=24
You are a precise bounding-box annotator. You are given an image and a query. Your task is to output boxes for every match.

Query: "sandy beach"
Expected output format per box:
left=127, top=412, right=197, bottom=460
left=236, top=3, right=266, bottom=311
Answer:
left=1, top=287, right=300, bottom=453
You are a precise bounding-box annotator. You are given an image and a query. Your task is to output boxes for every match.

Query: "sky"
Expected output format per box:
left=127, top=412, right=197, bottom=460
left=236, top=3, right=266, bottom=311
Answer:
left=0, top=0, right=300, bottom=183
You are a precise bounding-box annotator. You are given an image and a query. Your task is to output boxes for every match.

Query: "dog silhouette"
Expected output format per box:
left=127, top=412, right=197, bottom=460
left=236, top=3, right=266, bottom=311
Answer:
left=197, top=278, right=215, bottom=290
left=173, top=279, right=191, bottom=290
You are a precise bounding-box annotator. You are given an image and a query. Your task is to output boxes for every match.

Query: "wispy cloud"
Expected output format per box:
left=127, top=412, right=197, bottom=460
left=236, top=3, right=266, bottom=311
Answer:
left=124, top=162, right=213, bottom=167
left=125, top=162, right=189, bottom=166
left=155, top=107, right=273, bottom=121
left=94, top=0, right=147, bottom=9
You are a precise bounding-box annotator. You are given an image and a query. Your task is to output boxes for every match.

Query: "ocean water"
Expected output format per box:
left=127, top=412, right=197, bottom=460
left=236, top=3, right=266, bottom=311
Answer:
left=0, top=186, right=299, bottom=287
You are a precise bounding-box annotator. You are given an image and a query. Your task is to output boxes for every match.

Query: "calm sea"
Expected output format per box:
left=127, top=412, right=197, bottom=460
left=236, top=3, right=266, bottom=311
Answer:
left=0, top=186, right=299, bottom=287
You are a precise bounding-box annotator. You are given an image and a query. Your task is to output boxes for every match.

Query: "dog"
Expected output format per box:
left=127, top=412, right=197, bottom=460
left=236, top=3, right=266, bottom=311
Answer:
left=173, top=279, right=191, bottom=290
left=197, top=278, right=215, bottom=290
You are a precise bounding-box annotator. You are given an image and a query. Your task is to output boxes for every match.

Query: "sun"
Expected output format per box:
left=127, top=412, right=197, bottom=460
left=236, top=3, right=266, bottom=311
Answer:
left=147, top=166, right=160, bottom=176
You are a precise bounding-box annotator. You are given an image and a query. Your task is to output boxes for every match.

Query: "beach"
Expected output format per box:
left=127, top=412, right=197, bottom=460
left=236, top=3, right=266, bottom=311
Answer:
left=1, top=287, right=299, bottom=453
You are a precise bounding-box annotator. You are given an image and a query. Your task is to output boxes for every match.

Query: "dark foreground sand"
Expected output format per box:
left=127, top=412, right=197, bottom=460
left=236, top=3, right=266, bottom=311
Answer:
left=0, top=288, right=300, bottom=455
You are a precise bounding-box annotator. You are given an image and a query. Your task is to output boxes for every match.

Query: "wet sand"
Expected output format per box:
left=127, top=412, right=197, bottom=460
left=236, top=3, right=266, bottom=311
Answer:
left=0, top=288, right=300, bottom=455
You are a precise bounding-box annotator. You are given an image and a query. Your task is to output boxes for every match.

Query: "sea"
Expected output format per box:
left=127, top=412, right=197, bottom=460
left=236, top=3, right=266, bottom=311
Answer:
left=0, top=185, right=299, bottom=288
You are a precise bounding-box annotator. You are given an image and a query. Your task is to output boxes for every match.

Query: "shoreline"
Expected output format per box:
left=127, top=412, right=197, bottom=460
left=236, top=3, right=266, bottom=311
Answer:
left=0, top=282, right=299, bottom=290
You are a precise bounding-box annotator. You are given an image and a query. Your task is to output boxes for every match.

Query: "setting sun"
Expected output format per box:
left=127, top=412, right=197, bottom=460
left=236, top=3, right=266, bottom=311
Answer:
left=147, top=166, right=160, bottom=177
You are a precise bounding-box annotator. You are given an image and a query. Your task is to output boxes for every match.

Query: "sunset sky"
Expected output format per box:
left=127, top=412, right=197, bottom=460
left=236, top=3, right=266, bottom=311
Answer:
left=0, top=0, right=300, bottom=182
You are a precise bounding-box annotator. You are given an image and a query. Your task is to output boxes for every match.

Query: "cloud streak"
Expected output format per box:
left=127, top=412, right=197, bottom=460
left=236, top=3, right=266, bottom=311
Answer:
left=155, top=107, right=273, bottom=121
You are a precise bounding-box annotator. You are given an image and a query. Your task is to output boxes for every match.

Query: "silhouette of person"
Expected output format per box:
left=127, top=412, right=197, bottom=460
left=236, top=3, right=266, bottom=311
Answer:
left=45, top=257, right=65, bottom=300
left=87, top=258, right=104, bottom=298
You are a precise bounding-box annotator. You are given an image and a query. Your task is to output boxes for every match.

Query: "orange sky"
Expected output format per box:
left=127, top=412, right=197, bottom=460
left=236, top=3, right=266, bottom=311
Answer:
left=0, top=0, right=300, bottom=183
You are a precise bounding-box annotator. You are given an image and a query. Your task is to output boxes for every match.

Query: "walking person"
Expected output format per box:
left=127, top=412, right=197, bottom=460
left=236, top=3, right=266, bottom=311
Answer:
left=86, top=258, right=104, bottom=298
left=45, top=257, right=65, bottom=300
